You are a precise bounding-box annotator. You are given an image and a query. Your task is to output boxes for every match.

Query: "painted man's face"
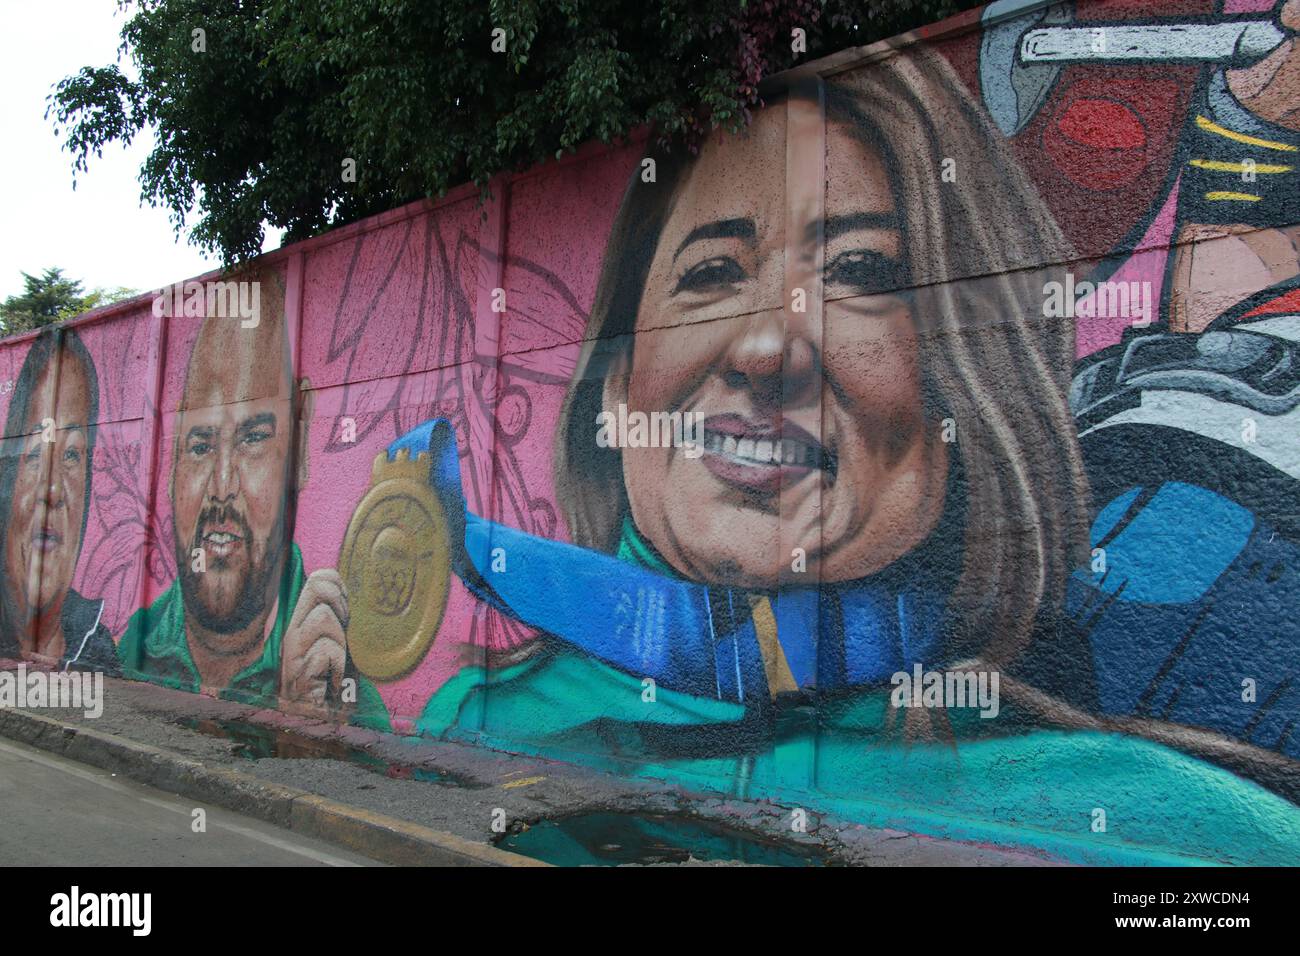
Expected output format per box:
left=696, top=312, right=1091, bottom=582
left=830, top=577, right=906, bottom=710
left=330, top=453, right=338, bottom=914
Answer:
left=4, top=357, right=92, bottom=619
left=172, top=320, right=290, bottom=640
left=613, top=102, right=948, bottom=587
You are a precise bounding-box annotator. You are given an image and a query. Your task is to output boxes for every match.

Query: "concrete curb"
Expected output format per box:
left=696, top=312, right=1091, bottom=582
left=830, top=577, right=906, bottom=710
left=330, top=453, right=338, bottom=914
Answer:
left=0, top=707, right=548, bottom=867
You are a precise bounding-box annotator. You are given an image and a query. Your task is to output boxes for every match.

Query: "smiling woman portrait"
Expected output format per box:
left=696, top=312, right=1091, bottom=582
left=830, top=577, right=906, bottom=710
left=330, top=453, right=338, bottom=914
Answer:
left=555, top=45, right=1089, bottom=679
left=0, top=326, right=116, bottom=672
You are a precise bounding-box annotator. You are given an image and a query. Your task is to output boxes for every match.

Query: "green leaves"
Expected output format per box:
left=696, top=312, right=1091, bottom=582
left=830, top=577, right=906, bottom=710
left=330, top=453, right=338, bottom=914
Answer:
left=0, top=268, right=138, bottom=336
left=49, top=0, right=975, bottom=265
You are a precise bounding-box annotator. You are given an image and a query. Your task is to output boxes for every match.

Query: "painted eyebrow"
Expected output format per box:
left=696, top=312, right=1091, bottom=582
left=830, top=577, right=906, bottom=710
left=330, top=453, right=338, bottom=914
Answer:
left=814, top=212, right=900, bottom=245
left=673, top=218, right=757, bottom=262
left=186, top=425, right=217, bottom=444
left=237, top=412, right=277, bottom=434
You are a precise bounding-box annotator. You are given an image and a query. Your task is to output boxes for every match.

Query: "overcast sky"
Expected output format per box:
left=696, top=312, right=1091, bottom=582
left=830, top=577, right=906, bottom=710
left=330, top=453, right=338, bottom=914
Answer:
left=0, top=0, right=282, bottom=301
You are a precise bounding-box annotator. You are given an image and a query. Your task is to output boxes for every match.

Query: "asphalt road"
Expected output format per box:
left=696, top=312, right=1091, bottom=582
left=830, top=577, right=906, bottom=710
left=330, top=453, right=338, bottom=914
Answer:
left=0, top=738, right=382, bottom=866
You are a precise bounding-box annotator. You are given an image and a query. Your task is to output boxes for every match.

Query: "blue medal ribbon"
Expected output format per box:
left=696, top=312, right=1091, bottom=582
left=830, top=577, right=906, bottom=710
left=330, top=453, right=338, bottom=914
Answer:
left=391, top=419, right=950, bottom=705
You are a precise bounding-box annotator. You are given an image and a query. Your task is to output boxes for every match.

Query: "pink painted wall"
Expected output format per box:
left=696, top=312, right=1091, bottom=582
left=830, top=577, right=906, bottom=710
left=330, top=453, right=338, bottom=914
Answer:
left=4, top=0, right=1300, bottom=865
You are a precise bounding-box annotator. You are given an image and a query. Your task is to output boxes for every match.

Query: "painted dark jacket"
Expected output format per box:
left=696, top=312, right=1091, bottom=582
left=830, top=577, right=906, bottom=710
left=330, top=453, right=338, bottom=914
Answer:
left=1061, top=482, right=1298, bottom=759
left=0, top=588, right=117, bottom=675
left=60, top=589, right=118, bottom=675
left=1054, top=307, right=1300, bottom=762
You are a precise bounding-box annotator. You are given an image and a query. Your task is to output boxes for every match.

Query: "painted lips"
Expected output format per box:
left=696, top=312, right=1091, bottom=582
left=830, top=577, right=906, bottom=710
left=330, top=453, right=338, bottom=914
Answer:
left=697, top=414, right=834, bottom=494
left=30, top=525, right=64, bottom=554
left=196, top=512, right=249, bottom=562
left=201, top=530, right=244, bottom=560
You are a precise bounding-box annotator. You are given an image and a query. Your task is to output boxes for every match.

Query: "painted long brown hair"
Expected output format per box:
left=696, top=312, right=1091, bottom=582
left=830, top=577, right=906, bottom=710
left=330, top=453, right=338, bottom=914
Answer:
left=554, top=43, right=1089, bottom=665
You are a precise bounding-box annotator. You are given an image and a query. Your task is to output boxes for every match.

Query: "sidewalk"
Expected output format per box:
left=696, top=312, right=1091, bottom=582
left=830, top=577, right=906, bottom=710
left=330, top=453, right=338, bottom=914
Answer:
left=0, top=659, right=1054, bottom=866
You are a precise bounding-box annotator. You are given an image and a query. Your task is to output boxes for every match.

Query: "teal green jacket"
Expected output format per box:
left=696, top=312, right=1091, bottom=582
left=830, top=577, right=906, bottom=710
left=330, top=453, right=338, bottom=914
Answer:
left=118, top=543, right=388, bottom=726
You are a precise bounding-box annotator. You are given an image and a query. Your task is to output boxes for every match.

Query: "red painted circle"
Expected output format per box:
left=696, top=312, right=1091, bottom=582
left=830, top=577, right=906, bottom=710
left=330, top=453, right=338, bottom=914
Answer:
left=1045, top=97, right=1148, bottom=191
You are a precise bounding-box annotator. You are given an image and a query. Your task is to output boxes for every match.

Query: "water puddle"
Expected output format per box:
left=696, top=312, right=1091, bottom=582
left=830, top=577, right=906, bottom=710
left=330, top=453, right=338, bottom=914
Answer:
left=496, top=811, right=834, bottom=867
left=176, top=717, right=468, bottom=786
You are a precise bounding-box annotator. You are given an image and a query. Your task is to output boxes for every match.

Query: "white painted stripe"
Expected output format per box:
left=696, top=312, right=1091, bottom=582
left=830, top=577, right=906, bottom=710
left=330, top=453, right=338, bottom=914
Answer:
left=1079, top=389, right=1300, bottom=479
left=1237, top=313, right=1300, bottom=342
left=63, top=599, right=105, bottom=671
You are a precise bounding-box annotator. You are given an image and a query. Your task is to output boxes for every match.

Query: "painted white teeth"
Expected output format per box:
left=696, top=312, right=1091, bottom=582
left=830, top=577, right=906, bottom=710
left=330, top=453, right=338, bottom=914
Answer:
left=700, top=428, right=821, bottom=468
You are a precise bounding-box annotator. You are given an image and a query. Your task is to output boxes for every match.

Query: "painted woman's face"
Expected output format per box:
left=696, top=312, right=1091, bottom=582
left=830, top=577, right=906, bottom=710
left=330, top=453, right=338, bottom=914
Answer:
left=611, top=100, right=949, bottom=587
left=4, top=356, right=92, bottom=620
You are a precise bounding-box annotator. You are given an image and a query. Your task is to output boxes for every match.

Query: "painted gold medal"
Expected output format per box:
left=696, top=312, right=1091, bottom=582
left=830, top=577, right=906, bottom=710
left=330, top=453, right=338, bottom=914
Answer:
left=339, top=449, right=451, bottom=682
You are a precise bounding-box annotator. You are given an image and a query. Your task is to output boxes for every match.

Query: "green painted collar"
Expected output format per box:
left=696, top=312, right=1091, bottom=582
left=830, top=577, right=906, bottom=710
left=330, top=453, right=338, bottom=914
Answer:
left=616, top=515, right=682, bottom=578
left=118, top=543, right=304, bottom=704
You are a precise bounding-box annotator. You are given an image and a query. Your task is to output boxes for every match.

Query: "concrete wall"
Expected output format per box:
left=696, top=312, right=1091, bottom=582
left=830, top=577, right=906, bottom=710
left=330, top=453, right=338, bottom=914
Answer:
left=3, top=0, right=1299, bottom=864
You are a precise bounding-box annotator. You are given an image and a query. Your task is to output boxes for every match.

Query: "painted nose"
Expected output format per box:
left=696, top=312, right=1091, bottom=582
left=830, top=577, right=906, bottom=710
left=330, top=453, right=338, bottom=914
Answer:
left=721, top=308, right=819, bottom=408
left=44, top=470, right=67, bottom=510
left=211, top=442, right=241, bottom=502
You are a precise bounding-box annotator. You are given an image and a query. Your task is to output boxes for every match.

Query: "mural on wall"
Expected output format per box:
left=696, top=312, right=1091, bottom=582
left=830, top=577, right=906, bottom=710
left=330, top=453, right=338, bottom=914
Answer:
left=106, top=270, right=387, bottom=719
left=0, top=328, right=116, bottom=672
left=3, top=0, right=1298, bottom=864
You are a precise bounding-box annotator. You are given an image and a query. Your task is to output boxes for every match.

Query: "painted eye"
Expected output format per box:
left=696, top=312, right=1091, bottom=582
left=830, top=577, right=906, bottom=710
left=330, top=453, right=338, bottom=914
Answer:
left=825, top=250, right=908, bottom=296
left=63, top=448, right=82, bottom=466
left=674, top=257, right=746, bottom=294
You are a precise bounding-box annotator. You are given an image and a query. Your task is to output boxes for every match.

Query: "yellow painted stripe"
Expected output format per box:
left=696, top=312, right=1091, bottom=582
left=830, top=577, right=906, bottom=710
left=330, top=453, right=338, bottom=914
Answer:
left=1195, top=115, right=1297, bottom=152
left=1189, top=158, right=1292, bottom=174
left=502, top=775, right=546, bottom=789
left=749, top=595, right=798, bottom=697
left=1204, top=191, right=1263, bottom=202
